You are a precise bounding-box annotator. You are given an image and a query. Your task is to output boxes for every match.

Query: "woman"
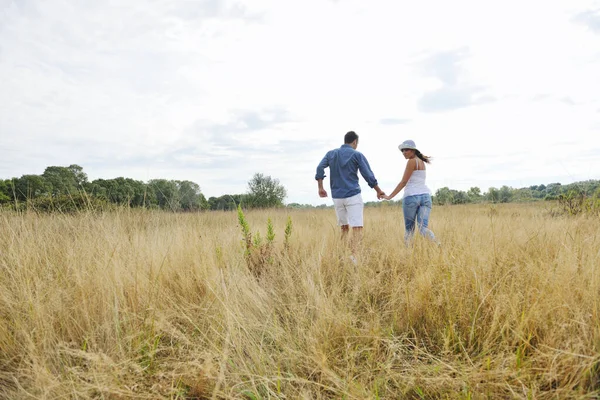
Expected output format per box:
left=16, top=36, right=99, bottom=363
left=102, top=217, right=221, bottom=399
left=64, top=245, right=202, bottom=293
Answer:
left=383, top=140, right=437, bottom=243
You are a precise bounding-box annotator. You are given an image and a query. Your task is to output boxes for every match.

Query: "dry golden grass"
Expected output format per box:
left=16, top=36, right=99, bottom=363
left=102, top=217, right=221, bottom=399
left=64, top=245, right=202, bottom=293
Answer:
left=1, top=203, right=599, bottom=399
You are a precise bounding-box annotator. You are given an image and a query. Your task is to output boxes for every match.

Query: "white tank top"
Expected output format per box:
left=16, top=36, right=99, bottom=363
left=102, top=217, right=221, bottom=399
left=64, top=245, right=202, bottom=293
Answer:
left=403, top=158, right=431, bottom=198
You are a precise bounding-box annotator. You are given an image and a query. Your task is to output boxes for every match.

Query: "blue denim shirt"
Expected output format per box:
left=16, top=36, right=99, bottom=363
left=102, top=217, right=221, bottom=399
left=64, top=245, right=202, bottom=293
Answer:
left=315, top=144, right=378, bottom=199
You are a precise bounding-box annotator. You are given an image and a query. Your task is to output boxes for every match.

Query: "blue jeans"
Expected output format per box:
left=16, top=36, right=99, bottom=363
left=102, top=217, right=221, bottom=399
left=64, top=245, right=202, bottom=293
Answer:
left=402, top=193, right=436, bottom=243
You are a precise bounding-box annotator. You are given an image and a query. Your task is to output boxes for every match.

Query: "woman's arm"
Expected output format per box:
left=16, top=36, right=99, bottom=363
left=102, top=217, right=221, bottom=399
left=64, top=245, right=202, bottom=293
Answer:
left=384, top=159, right=416, bottom=200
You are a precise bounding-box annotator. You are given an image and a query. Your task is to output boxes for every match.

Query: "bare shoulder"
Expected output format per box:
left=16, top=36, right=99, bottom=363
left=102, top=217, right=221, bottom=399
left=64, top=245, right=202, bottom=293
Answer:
left=410, top=158, right=427, bottom=170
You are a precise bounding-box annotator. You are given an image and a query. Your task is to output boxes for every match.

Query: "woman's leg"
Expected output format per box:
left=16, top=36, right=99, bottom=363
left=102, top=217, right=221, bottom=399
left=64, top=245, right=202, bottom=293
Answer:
left=416, top=194, right=436, bottom=241
left=402, top=196, right=418, bottom=243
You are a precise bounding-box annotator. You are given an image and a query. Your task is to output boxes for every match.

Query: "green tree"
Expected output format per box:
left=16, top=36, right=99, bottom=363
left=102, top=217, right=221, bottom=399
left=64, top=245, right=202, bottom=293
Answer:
left=208, top=194, right=246, bottom=211
left=14, top=175, right=50, bottom=200
left=91, top=178, right=149, bottom=207
left=499, top=185, right=514, bottom=203
left=148, top=179, right=180, bottom=210
left=514, top=188, right=533, bottom=202
left=530, top=184, right=546, bottom=199
left=452, top=190, right=469, bottom=204
left=246, top=173, right=287, bottom=208
left=68, top=164, right=88, bottom=187
left=467, top=187, right=482, bottom=202
left=434, top=187, right=454, bottom=205
left=487, top=187, right=500, bottom=203
left=544, top=183, right=562, bottom=198
left=177, top=180, right=208, bottom=211
left=0, top=179, right=12, bottom=203
left=42, top=165, right=86, bottom=196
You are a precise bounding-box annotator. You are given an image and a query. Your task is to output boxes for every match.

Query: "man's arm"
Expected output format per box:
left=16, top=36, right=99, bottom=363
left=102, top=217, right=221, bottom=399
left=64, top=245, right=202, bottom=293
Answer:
left=317, top=179, right=328, bottom=198
left=373, top=184, right=385, bottom=199
left=357, top=153, right=385, bottom=199
left=315, top=154, right=329, bottom=198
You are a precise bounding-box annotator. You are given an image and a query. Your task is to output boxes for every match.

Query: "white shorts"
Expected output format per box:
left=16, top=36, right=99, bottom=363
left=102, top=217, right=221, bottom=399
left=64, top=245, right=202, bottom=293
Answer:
left=333, top=193, right=364, bottom=227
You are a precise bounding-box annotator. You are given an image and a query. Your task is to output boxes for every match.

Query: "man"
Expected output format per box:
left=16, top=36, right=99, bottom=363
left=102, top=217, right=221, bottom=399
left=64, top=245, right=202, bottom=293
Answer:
left=315, top=131, right=385, bottom=238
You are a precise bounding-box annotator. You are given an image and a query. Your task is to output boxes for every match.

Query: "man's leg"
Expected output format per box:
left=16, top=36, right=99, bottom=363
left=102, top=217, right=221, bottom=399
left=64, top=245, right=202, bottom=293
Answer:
left=341, top=224, right=350, bottom=239
left=351, top=226, right=363, bottom=253
left=333, top=198, right=349, bottom=239
left=346, top=194, right=364, bottom=253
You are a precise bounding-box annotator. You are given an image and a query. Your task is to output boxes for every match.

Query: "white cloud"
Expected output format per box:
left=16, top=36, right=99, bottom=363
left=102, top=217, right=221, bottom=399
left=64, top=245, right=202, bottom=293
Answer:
left=1, top=0, right=599, bottom=204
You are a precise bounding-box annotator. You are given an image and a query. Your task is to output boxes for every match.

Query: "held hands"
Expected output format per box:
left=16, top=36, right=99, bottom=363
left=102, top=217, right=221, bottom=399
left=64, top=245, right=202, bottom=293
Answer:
left=319, top=187, right=390, bottom=200
left=377, top=190, right=394, bottom=201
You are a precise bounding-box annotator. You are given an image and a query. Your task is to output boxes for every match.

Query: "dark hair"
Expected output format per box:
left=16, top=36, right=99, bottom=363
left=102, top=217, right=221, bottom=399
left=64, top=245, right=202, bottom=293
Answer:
left=415, top=150, right=432, bottom=164
left=344, top=131, right=359, bottom=144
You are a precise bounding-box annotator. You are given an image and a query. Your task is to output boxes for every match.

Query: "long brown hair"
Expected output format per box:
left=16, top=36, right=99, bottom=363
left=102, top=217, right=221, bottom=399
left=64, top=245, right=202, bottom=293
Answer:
left=415, top=150, right=432, bottom=164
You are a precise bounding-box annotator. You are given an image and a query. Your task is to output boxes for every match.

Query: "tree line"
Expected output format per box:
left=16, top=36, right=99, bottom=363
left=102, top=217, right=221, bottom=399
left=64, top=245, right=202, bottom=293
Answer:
left=359, top=181, right=600, bottom=208
left=242, top=180, right=600, bottom=210
left=1, top=164, right=597, bottom=211
left=431, top=181, right=600, bottom=205
left=0, top=165, right=287, bottom=211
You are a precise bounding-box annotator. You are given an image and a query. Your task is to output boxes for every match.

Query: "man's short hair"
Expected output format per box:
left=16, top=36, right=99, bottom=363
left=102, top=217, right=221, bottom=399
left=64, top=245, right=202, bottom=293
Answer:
left=344, top=131, right=359, bottom=144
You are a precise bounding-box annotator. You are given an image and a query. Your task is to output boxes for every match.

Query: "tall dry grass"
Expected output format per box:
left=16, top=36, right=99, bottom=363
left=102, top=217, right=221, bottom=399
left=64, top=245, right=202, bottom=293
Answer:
left=0, top=203, right=599, bottom=399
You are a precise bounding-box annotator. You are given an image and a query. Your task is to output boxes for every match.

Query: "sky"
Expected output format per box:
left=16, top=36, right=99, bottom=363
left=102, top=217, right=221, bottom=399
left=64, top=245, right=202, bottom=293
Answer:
left=1, top=0, right=599, bottom=205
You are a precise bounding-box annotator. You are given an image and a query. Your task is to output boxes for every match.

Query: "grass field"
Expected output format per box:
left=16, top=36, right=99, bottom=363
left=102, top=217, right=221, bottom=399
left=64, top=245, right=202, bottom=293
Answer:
left=1, top=203, right=599, bottom=399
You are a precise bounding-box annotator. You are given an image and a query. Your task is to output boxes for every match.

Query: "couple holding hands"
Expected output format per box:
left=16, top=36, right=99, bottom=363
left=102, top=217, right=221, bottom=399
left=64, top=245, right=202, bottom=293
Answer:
left=315, top=131, right=437, bottom=244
